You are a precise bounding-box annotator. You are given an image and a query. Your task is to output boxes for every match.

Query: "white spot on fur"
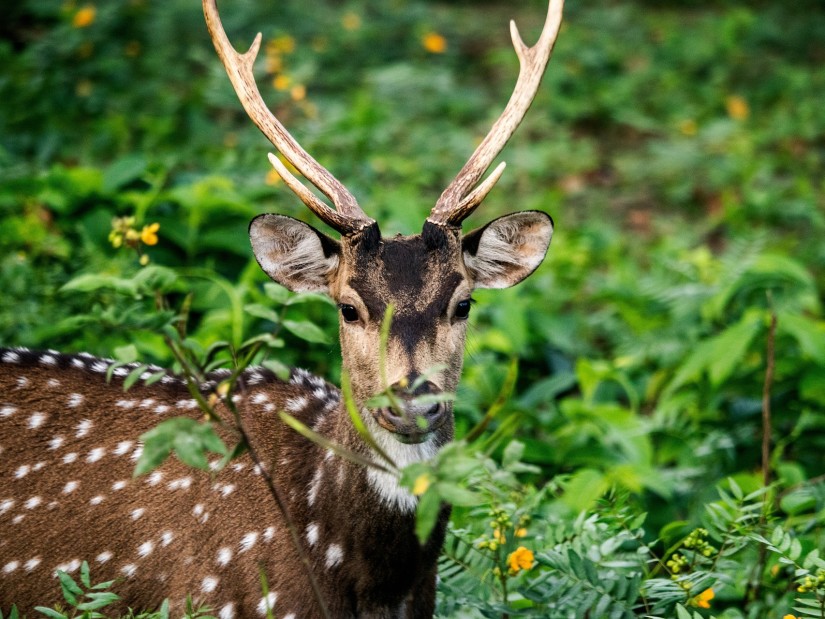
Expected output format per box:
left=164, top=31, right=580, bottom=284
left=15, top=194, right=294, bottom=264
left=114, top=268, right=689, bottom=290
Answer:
left=131, top=508, right=145, bottom=520
left=251, top=393, right=269, bottom=404
left=96, top=551, right=113, bottom=564
left=28, top=412, right=46, bottom=429
left=62, top=452, right=78, bottom=464
left=25, top=496, right=42, bottom=509
left=176, top=399, right=197, bottom=410
left=112, top=480, right=127, bottom=491
left=283, top=614, right=296, bottom=619
left=62, top=481, right=80, bottom=494
left=308, top=467, right=323, bottom=507
left=325, top=544, right=343, bottom=568
left=219, top=603, right=236, bottom=619
left=0, top=499, right=14, bottom=514
left=71, top=358, right=85, bottom=369
left=91, top=361, right=108, bottom=373
left=89, top=495, right=104, bottom=505
left=1, top=406, right=17, bottom=418
left=55, top=559, right=81, bottom=574
left=263, top=526, right=275, bottom=542
left=49, top=436, right=65, bottom=450
left=306, top=523, right=319, bottom=547
left=12, top=514, right=24, bottom=524
left=139, top=398, right=155, bottom=409
left=87, top=447, right=106, bottom=463
left=146, top=471, right=163, bottom=486
left=40, top=354, right=57, bottom=366
left=2, top=351, right=20, bottom=363
left=14, top=465, right=30, bottom=478
left=2, top=560, right=19, bottom=574
left=15, top=377, right=28, bottom=389
left=121, top=564, right=138, bottom=577
left=167, top=477, right=192, bottom=491
left=75, top=419, right=93, bottom=437
left=33, top=461, right=45, bottom=471
left=217, top=546, right=232, bottom=566
left=114, top=440, right=133, bottom=456
left=256, top=592, right=277, bottom=616
left=130, top=444, right=144, bottom=461
left=116, top=399, right=136, bottom=409
left=25, top=557, right=41, bottom=571
left=239, top=532, right=258, bottom=553
left=68, top=393, right=84, bottom=407
left=154, top=404, right=170, bottom=414
left=160, top=531, right=174, bottom=546
left=138, top=541, right=154, bottom=557
left=285, top=396, right=308, bottom=412
left=201, top=576, right=219, bottom=593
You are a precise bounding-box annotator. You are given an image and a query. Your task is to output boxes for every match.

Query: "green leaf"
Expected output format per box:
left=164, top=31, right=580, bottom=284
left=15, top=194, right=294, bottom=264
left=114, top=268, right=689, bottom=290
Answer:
left=502, top=440, right=525, bottom=467
left=282, top=319, right=330, bottom=344
left=34, top=608, right=67, bottom=619
left=123, top=365, right=149, bottom=391
left=433, top=482, right=482, bottom=506
left=79, top=561, right=91, bottom=589
left=415, top=487, right=441, bottom=544
left=102, top=154, right=147, bottom=192
left=58, top=570, right=83, bottom=604
left=113, top=345, right=139, bottom=364
left=60, top=274, right=138, bottom=297
left=263, top=283, right=291, bottom=305
left=133, top=266, right=181, bottom=294
left=245, top=303, right=281, bottom=324
left=285, top=291, right=336, bottom=307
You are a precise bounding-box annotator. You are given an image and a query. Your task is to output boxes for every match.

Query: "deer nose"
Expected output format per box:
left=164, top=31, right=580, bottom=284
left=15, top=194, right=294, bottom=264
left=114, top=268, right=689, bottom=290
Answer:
left=373, top=378, right=446, bottom=443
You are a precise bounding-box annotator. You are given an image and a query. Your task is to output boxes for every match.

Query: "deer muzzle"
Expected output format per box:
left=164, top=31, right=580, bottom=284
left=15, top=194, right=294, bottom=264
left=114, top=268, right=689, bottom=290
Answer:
left=372, top=379, right=448, bottom=444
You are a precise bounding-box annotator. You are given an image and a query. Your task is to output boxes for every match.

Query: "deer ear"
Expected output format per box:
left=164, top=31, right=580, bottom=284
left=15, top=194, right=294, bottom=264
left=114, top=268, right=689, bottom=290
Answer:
left=462, top=211, right=553, bottom=289
left=249, top=214, right=340, bottom=293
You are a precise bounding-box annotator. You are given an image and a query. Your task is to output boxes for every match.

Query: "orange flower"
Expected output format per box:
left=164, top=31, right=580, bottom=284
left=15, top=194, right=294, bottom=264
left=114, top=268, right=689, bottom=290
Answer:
left=726, top=95, right=749, bottom=121
left=422, top=32, right=447, bottom=54
left=73, top=5, right=97, bottom=28
left=692, top=588, right=714, bottom=609
left=140, top=223, right=160, bottom=246
left=507, top=546, right=534, bottom=573
left=783, top=615, right=798, bottom=619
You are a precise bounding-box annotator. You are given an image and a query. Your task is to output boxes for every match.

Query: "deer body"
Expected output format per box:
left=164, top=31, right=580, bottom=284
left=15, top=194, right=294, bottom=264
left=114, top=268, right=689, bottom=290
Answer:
left=1, top=0, right=563, bottom=615
left=0, top=349, right=446, bottom=617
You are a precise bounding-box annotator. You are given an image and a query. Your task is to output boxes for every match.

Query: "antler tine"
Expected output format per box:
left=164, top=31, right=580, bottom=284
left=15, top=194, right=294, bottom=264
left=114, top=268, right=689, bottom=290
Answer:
left=428, top=0, right=564, bottom=227
left=203, top=0, right=374, bottom=235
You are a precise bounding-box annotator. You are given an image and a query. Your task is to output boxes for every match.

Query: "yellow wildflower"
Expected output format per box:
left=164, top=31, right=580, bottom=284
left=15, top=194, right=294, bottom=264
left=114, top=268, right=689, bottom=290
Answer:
left=783, top=615, right=798, bottom=619
left=73, top=5, right=96, bottom=28
left=422, top=32, right=447, bottom=54
left=726, top=95, right=749, bottom=121
left=342, top=12, right=361, bottom=31
left=493, top=528, right=506, bottom=544
left=507, top=546, right=534, bottom=573
left=139, top=254, right=150, bottom=266
left=412, top=473, right=431, bottom=496
left=270, top=35, right=295, bottom=54
left=140, top=222, right=160, bottom=246
left=678, top=119, right=697, bottom=136
left=265, top=168, right=282, bottom=186
left=692, top=588, right=714, bottom=609
left=273, top=74, right=291, bottom=91
left=515, top=527, right=528, bottom=538
left=290, top=84, right=306, bottom=102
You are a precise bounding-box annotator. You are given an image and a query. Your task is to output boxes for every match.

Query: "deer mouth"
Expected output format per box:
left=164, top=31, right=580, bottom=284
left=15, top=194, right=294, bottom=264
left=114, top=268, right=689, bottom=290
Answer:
left=372, top=403, right=448, bottom=444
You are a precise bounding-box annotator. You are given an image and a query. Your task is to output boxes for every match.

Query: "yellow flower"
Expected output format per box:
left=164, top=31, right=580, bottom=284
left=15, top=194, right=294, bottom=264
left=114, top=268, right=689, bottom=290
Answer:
left=783, top=615, right=799, bottom=619
left=273, top=74, right=291, bottom=91
left=692, top=588, right=714, bottom=609
left=290, top=84, right=306, bottom=102
left=73, top=5, right=96, bottom=28
left=515, top=527, right=528, bottom=538
left=507, top=546, right=534, bottom=573
left=140, top=222, right=160, bottom=246
left=678, top=119, right=697, bottom=136
left=412, top=473, right=431, bottom=496
left=493, top=528, right=506, bottom=544
left=139, top=254, right=150, bottom=266
left=265, top=168, right=282, bottom=186
left=342, top=12, right=361, bottom=31
left=422, top=32, right=447, bottom=54
left=726, top=95, right=749, bottom=121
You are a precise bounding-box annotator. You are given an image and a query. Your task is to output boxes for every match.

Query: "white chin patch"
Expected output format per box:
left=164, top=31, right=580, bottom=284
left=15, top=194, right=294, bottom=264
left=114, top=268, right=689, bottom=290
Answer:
left=364, top=415, right=439, bottom=514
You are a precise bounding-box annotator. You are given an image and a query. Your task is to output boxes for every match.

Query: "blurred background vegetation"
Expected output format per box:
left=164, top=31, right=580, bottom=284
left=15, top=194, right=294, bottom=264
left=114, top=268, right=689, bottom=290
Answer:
left=2, top=0, right=824, bottom=616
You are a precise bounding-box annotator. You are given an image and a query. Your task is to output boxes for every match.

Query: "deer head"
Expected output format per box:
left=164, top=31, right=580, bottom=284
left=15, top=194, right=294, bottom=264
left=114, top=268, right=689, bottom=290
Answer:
left=204, top=0, right=561, bottom=448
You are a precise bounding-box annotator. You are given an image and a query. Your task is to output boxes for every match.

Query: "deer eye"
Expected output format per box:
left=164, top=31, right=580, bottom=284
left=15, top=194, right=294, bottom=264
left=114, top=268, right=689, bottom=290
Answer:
left=339, top=304, right=359, bottom=323
left=454, top=299, right=472, bottom=320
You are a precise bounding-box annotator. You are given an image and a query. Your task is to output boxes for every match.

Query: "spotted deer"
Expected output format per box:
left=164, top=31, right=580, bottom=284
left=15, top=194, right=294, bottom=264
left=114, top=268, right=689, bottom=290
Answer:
left=0, top=0, right=562, bottom=616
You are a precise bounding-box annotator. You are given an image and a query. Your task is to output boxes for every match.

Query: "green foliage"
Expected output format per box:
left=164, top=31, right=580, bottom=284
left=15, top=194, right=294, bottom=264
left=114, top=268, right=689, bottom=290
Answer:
left=3, top=0, right=824, bottom=616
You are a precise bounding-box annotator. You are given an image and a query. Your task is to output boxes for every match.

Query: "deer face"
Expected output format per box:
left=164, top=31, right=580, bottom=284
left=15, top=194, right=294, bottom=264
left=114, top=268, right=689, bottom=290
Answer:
left=250, top=211, right=553, bottom=445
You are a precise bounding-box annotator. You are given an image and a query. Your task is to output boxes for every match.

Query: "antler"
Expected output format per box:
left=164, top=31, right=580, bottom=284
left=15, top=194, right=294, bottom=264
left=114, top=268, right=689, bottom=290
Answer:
left=428, top=0, right=564, bottom=227
left=203, top=0, right=375, bottom=235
